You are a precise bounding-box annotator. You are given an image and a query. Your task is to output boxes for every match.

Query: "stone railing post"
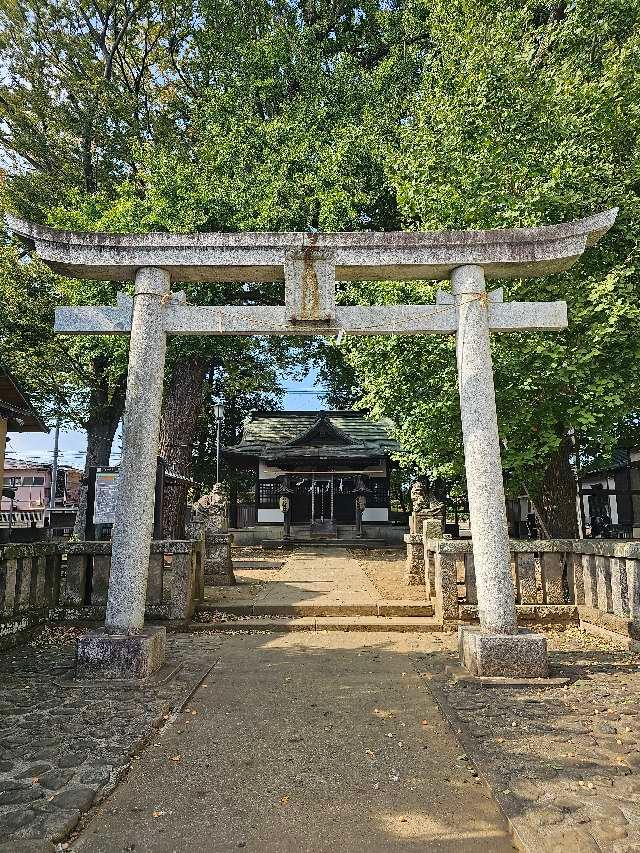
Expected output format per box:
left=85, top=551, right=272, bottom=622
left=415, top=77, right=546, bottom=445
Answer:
left=170, top=545, right=197, bottom=622
left=626, top=559, right=640, bottom=626
left=610, top=557, right=629, bottom=618
left=582, top=553, right=597, bottom=608
left=433, top=546, right=459, bottom=622
left=404, top=533, right=425, bottom=586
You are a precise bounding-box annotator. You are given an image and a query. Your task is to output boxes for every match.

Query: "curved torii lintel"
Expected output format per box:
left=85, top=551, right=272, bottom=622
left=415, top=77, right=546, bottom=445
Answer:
left=5, top=209, right=617, bottom=283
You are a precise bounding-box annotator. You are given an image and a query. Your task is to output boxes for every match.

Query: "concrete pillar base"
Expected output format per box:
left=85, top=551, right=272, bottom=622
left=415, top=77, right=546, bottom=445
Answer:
left=458, top=625, right=548, bottom=679
left=76, top=626, right=166, bottom=679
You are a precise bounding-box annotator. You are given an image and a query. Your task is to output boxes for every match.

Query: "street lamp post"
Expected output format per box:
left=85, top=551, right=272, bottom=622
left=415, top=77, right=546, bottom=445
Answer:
left=214, top=402, right=225, bottom=484
left=49, top=415, right=61, bottom=511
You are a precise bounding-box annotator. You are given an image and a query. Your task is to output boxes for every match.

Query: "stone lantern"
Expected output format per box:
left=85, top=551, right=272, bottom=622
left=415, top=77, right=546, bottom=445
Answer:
left=277, top=475, right=294, bottom=541
left=353, top=475, right=371, bottom=538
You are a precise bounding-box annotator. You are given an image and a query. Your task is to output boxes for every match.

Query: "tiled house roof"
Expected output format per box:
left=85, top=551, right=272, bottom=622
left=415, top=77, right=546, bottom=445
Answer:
left=0, top=365, right=47, bottom=432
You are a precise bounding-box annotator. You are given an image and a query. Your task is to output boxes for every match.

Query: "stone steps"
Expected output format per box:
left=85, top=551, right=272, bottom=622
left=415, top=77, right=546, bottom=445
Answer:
left=196, top=601, right=434, bottom=617
left=187, top=615, right=444, bottom=633
left=261, top=538, right=388, bottom=550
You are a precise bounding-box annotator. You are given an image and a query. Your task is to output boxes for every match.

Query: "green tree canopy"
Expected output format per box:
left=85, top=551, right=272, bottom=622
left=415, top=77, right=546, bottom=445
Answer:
left=332, top=0, right=640, bottom=534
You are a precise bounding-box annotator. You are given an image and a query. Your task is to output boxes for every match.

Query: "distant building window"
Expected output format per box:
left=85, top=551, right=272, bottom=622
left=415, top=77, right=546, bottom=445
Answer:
left=32, top=477, right=45, bottom=486
left=3, top=476, right=20, bottom=487
left=258, top=480, right=279, bottom=508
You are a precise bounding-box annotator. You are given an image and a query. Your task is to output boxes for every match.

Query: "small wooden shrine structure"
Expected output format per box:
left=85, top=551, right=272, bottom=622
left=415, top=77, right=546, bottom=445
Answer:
left=226, top=411, right=399, bottom=533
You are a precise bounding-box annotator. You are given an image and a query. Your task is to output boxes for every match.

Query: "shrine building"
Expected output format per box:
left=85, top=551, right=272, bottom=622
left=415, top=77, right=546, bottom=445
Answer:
left=225, top=411, right=401, bottom=539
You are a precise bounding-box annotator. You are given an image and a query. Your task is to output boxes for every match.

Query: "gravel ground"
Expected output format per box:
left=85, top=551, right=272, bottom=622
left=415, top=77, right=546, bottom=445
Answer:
left=351, top=548, right=429, bottom=601
left=0, top=626, right=222, bottom=847
left=412, top=627, right=640, bottom=853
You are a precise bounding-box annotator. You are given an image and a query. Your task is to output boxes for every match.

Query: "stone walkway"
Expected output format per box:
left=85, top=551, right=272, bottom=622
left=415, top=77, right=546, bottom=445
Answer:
left=414, top=628, right=640, bottom=853
left=0, top=628, right=223, bottom=848
left=5, top=622, right=640, bottom=851
left=72, top=631, right=513, bottom=853
left=203, top=547, right=430, bottom=617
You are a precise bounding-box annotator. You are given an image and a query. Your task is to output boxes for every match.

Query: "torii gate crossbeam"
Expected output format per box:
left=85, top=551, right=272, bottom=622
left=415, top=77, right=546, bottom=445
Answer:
left=6, top=209, right=617, bottom=680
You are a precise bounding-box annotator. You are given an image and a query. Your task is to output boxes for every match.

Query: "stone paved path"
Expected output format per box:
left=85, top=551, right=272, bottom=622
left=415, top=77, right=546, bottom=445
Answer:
left=203, top=547, right=429, bottom=615
left=73, top=631, right=514, bottom=852
left=0, top=628, right=223, bottom=847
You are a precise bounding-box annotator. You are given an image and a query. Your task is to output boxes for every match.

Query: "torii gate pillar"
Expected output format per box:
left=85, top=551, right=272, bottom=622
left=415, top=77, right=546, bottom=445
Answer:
left=453, top=265, right=547, bottom=676
left=106, top=268, right=170, bottom=635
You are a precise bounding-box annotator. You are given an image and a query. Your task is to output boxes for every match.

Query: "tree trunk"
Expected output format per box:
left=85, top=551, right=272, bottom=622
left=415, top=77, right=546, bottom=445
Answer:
left=538, top=435, right=579, bottom=538
left=158, top=356, right=209, bottom=539
left=74, top=397, right=124, bottom=539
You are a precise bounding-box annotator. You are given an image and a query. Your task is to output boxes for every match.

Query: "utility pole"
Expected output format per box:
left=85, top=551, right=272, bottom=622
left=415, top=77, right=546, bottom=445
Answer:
left=50, top=415, right=61, bottom=510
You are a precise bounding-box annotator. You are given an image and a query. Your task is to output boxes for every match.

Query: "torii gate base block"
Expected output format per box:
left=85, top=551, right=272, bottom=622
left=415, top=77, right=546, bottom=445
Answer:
left=76, top=626, right=167, bottom=681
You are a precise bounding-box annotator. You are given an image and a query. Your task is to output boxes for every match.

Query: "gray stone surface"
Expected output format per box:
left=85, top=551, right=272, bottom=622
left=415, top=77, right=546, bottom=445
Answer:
left=403, top=534, right=425, bottom=586
left=8, top=209, right=616, bottom=281
left=515, top=552, right=537, bottom=604
left=284, top=251, right=336, bottom=322
left=541, top=552, right=565, bottom=604
left=76, top=627, right=167, bottom=679
left=203, top=534, right=234, bottom=585
left=0, top=544, right=62, bottom=652
left=55, top=300, right=570, bottom=337
left=190, top=488, right=236, bottom=586
left=106, top=267, right=170, bottom=637
left=416, top=628, right=640, bottom=853
left=434, top=552, right=458, bottom=621
left=459, top=625, right=549, bottom=678
left=0, top=627, right=223, bottom=846
left=463, top=552, right=477, bottom=604
left=72, top=631, right=512, bottom=853
left=453, top=264, right=518, bottom=636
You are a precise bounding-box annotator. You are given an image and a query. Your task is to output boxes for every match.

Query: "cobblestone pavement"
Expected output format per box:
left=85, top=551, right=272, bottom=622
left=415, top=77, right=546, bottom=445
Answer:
left=412, top=628, right=640, bottom=853
left=0, top=627, right=222, bottom=848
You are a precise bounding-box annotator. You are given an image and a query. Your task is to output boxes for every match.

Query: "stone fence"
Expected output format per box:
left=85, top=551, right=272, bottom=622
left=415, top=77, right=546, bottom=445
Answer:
left=425, top=538, right=640, bottom=644
left=0, top=538, right=204, bottom=648
left=54, top=539, right=204, bottom=624
left=0, top=542, right=63, bottom=650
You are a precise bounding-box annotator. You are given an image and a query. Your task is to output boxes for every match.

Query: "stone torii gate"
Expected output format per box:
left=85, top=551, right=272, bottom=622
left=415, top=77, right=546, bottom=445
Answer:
left=7, top=210, right=616, bottom=679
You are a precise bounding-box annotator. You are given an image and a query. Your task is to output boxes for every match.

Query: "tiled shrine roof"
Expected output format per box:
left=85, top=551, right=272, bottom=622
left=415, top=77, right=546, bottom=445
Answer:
left=227, top=411, right=400, bottom=465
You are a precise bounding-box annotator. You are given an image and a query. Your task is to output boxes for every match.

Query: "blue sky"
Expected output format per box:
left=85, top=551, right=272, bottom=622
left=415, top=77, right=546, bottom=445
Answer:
left=6, top=367, right=327, bottom=470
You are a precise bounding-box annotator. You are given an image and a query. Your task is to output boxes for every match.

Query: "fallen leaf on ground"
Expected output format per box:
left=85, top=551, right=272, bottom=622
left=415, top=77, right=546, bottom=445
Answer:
left=170, top=755, right=182, bottom=762
left=152, top=811, right=166, bottom=818
left=280, top=795, right=289, bottom=805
